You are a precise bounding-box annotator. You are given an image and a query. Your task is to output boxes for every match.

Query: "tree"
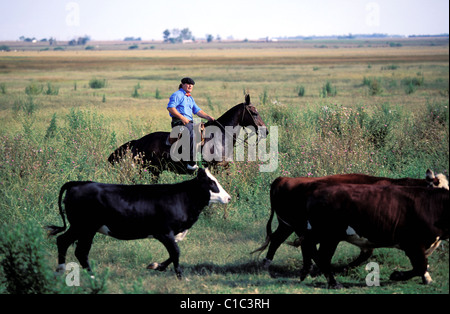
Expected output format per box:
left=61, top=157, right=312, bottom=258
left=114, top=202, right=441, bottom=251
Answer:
left=180, top=28, right=192, bottom=40
left=163, top=29, right=171, bottom=42
left=206, top=34, right=214, bottom=43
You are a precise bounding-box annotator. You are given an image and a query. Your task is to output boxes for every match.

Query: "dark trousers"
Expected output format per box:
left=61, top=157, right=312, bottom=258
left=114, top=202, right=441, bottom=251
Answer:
left=171, top=118, right=195, bottom=164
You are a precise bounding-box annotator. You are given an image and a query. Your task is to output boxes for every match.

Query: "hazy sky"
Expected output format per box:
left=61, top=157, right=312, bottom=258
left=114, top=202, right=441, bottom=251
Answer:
left=0, top=0, right=448, bottom=41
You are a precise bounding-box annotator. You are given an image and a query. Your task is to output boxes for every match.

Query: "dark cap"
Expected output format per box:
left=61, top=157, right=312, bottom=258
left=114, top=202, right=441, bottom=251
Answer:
left=181, top=77, right=195, bottom=85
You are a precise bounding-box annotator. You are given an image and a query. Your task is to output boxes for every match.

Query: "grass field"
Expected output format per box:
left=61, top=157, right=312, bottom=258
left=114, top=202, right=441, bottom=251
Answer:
left=0, top=38, right=448, bottom=294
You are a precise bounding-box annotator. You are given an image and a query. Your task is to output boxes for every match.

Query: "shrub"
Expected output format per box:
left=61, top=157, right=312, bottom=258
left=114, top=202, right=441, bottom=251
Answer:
left=155, top=88, right=163, bottom=99
left=0, top=45, right=11, bottom=51
left=402, top=76, right=424, bottom=94
left=259, top=89, right=269, bottom=105
left=12, top=96, right=39, bottom=136
left=363, top=77, right=383, bottom=96
left=404, top=82, right=416, bottom=94
left=381, top=64, right=399, bottom=70
left=0, top=221, right=56, bottom=294
left=45, top=113, right=58, bottom=139
left=296, top=85, right=305, bottom=97
left=362, top=103, right=400, bottom=149
left=89, top=78, right=107, bottom=89
left=25, top=82, right=43, bottom=95
left=44, top=82, right=59, bottom=95
left=132, top=87, right=140, bottom=98
left=320, top=81, right=337, bottom=97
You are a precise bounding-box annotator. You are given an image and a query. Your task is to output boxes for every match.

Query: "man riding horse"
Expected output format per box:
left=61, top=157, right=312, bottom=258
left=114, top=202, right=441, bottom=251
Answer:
left=108, top=88, right=267, bottom=177
left=167, top=77, right=215, bottom=170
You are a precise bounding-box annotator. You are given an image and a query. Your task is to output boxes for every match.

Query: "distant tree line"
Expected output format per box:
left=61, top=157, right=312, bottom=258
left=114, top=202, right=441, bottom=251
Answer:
left=162, top=28, right=221, bottom=43
left=19, top=36, right=57, bottom=45
left=68, top=36, right=91, bottom=46
left=19, top=35, right=91, bottom=46
left=124, top=37, right=142, bottom=41
left=163, top=28, right=193, bottom=43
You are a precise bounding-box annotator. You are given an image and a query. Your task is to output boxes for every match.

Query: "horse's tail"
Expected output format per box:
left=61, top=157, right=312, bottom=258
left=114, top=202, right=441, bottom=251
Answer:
left=46, top=181, right=92, bottom=236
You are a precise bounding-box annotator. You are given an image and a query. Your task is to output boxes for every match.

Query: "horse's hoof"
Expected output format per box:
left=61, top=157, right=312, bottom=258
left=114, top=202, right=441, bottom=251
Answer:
left=262, top=258, right=271, bottom=269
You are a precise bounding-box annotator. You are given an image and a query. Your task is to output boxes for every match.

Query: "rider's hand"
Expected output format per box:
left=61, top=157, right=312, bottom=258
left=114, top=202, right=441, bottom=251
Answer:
left=182, top=117, right=190, bottom=125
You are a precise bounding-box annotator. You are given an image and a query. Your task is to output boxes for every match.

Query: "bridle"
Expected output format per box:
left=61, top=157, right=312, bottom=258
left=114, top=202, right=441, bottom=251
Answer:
left=214, top=103, right=264, bottom=147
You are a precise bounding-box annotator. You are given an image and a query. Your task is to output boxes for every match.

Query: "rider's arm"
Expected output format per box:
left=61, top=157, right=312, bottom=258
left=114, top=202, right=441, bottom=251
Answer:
left=196, top=110, right=215, bottom=122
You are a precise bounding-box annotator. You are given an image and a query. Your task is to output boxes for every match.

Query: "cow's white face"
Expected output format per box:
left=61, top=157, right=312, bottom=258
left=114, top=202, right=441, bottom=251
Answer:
left=205, top=169, right=231, bottom=204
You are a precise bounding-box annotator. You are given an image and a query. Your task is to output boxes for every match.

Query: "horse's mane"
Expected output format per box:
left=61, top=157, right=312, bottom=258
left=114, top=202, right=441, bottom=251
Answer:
left=205, top=103, right=244, bottom=128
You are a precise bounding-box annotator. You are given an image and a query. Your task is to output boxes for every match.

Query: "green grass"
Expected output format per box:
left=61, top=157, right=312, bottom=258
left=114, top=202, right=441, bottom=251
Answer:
left=0, top=41, right=448, bottom=294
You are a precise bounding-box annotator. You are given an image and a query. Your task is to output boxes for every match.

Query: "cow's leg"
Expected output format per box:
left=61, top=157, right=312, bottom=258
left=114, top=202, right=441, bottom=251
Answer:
left=74, top=231, right=96, bottom=272
left=152, top=233, right=182, bottom=279
left=346, top=248, right=373, bottom=269
left=390, top=246, right=430, bottom=284
left=55, top=226, right=78, bottom=274
left=316, top=240, right=342, bottom=289
left=333, top=248, right=374, bottom=273
left=299, top=232, right=318, bottom=281
left=147, top=257, right=172, bottom=272
left=263, top=223, right=294, bottom=268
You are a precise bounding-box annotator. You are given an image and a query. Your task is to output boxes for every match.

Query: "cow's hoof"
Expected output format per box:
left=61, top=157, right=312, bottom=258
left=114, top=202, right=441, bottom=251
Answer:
left=299, top=270, right=308, bottom=282
left=147, top=262, right=159, bottom=270
left=299, top=266, right=313, bottom=281
left=422, top=271, right=433, bottom=285
left=147, top=262, right=167, bottom=272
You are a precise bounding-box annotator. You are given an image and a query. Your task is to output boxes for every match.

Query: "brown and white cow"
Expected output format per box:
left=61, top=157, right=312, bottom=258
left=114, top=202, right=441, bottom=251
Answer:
left=304, top=183, right=448, bottom=288
left=252, top=170, right=448, bottom=280
left=252, top=170, right=448, bottom=284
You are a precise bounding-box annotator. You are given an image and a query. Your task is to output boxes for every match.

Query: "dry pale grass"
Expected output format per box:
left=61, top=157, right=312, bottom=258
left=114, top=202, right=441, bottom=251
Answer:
left=1, top=46, right=448, bottom=71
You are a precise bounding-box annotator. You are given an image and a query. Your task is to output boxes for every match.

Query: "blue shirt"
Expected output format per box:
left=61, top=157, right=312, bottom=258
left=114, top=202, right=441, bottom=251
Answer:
left=167, top=88, right=201, bottom=121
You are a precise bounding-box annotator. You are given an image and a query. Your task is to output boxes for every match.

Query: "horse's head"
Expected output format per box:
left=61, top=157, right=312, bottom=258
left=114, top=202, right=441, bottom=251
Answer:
left=241, top=94, right=268, bottom=138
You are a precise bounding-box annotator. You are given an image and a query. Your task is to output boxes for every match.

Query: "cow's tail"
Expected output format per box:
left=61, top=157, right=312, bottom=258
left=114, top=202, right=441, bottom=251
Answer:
left=250, top=205, right=275, bottom=256
left=46, top=181, right=90, bottom=237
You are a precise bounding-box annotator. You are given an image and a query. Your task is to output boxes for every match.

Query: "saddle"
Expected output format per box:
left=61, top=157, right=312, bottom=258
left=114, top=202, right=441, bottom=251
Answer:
left=166, top=123, right=205, bottom=146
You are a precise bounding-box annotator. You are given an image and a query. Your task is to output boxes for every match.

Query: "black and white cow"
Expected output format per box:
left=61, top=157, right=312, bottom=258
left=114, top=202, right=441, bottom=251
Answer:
left=47, top=168, right=231, bottom=279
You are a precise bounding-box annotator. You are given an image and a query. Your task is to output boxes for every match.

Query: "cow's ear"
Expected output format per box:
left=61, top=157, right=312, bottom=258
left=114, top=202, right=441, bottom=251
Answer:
left=245, top=94, right=250, bottom=106
left=197, top=167, right=207, bottom=178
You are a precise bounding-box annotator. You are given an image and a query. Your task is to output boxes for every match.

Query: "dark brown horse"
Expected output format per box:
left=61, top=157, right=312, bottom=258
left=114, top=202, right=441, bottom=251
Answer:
left=108, top=95, right=267, bottom=177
